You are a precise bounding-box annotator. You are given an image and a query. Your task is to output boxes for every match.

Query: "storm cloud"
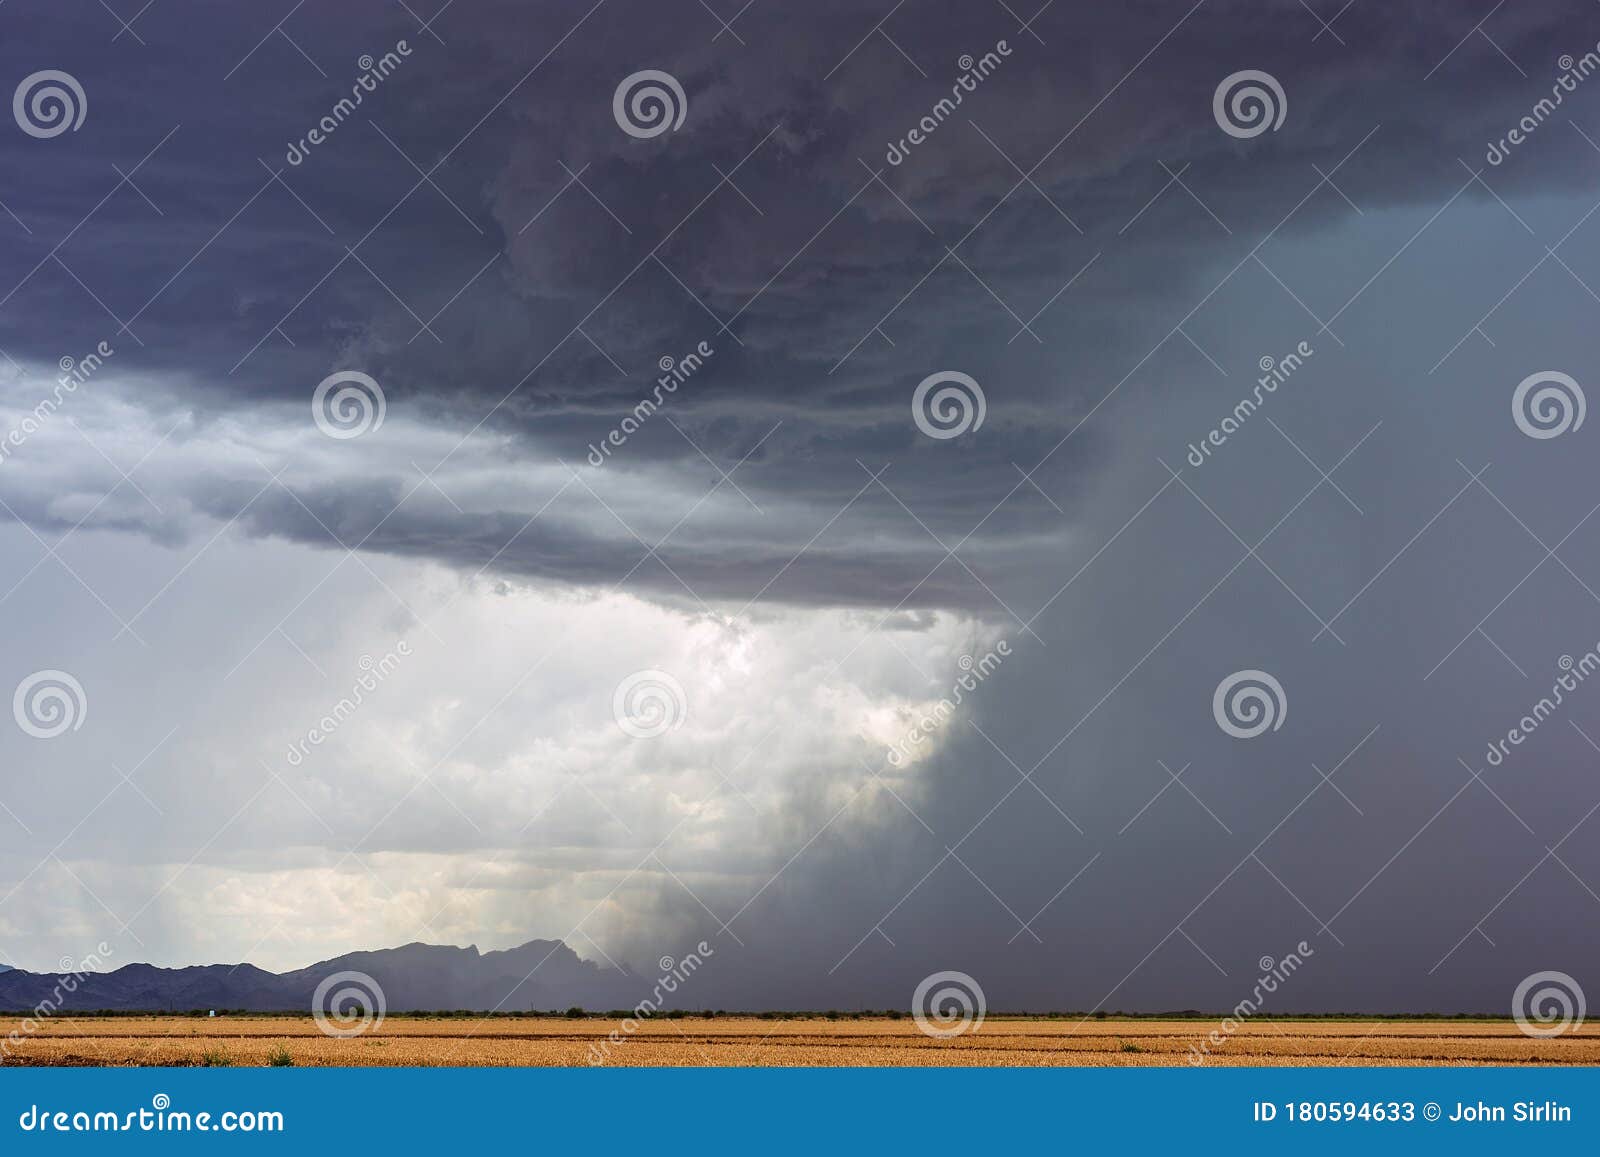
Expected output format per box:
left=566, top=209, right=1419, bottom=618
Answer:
left=1, top=0, right=1598, bottom=1014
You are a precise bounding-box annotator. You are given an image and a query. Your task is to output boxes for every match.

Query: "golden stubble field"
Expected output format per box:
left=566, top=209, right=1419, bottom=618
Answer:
left=2, top=1016, right=1597, bottom=1066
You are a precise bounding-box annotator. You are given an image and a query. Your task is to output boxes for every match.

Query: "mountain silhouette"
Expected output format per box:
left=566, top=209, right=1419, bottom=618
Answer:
left=0, top=940, right=639, bottom=1013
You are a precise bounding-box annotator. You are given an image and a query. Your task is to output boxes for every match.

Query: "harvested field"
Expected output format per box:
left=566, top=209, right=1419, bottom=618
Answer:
left=2, top=1016, right=1596, bottom=1066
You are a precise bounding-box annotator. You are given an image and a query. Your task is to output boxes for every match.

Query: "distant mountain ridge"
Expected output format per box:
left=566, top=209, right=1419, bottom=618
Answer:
left=0, top=939, right=639, bottom=1013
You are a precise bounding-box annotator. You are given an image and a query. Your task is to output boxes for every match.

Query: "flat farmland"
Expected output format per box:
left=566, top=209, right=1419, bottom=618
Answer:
left=2, top=1016, right=1596, bottom=1066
